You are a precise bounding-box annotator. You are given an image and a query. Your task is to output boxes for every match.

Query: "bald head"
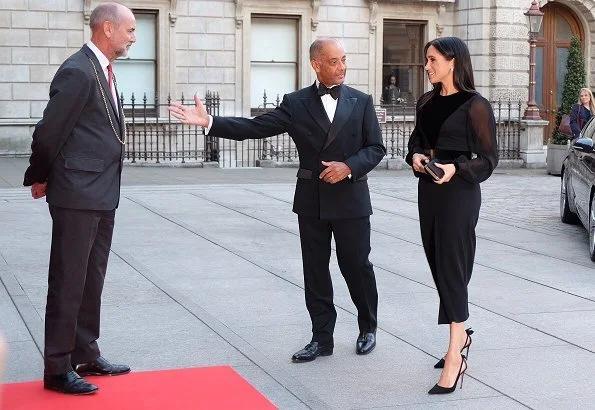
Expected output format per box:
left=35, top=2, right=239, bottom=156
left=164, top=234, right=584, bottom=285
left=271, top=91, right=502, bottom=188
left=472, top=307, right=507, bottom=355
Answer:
left=309, top=38, right=346, bottom=87
left=309, top=38, right=343, bottom=62
left=89, top=3, right=132, bottom=32
left=89, top=2, right=136, bottom=62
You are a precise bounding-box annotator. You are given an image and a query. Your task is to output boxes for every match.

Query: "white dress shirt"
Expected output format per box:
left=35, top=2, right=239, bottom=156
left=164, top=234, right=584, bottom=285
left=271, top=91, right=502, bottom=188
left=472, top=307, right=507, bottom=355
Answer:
left=86, top=41, right=119, bottom=116
left=316, top=80, right=339, bottom=122
left=317, top=81, right=351, bottom=179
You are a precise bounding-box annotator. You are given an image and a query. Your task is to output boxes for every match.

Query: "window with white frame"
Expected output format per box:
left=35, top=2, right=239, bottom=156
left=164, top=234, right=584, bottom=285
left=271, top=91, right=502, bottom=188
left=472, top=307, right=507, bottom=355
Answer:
left=250, top=16, right=298, bottom=112
left=114, top=11, right=157, bottom=108
left=382, top=21, right=425, bottom=104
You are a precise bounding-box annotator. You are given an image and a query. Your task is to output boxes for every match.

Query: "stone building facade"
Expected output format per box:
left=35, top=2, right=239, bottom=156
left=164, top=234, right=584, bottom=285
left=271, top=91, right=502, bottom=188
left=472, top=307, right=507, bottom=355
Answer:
left=0, top=0, right=591, bottom=154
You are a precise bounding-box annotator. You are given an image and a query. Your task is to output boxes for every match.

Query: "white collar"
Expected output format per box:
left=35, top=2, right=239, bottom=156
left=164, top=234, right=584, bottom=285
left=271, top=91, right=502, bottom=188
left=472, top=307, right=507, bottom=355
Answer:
left=86, top=41, right=110, bottom=70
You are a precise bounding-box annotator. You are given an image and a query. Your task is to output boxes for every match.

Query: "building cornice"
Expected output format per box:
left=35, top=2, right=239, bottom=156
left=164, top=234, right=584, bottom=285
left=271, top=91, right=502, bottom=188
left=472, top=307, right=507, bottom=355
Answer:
left=234, top=0, right=243, bottom=28
left=369, top=0, right=377, bottom=33
left=311, top=0, right=320, bottom=31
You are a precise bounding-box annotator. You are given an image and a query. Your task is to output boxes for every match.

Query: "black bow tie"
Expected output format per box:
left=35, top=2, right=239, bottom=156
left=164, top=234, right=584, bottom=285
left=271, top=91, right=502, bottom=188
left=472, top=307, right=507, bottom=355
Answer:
left=318, top=83, right=340, bottom=100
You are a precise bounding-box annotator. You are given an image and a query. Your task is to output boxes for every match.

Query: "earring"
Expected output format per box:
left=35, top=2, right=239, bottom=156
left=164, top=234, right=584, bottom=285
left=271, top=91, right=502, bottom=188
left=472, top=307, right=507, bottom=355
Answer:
left=450, top=67, right=454, bottom=72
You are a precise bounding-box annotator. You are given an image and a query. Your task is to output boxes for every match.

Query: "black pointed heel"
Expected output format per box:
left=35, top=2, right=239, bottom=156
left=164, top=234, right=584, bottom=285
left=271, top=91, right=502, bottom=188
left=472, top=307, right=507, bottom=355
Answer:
left=428, top=354, right=467, bottom=395
left=434, top=328, right=473, bottom=369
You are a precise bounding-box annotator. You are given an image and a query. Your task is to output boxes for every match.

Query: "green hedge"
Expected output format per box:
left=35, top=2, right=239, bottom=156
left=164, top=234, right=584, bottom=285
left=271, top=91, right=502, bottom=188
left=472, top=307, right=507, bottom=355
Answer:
left=551, top=36, right=585, bottom=144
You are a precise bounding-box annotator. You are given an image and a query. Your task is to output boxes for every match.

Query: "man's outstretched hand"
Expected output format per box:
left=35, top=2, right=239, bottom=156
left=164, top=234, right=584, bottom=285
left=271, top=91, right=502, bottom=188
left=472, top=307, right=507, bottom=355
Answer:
left=168, top=94, right=210, bottom=127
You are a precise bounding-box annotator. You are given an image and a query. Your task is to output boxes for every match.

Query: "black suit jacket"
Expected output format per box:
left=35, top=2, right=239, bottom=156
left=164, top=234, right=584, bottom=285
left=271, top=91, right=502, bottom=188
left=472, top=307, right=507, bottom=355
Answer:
left=23, top=45, right=125, bottom=211
left=209, top=83, right=386, bottom=219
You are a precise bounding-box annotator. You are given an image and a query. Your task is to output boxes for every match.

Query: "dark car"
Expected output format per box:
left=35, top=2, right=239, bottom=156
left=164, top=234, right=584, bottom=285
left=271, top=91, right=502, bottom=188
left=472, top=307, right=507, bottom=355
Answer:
left=560, top=116, right=595, bottom=260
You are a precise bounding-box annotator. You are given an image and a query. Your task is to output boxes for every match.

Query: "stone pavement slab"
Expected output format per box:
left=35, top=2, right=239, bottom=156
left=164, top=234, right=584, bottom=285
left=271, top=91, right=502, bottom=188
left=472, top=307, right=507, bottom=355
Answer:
left=0, top=158, right=594, bottom=409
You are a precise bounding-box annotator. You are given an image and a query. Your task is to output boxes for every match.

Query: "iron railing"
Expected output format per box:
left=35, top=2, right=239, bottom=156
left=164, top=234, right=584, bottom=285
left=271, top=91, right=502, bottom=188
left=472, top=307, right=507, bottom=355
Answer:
left=492, top=99, right=523, bottom=160
left=216, top=90, right=289, bottom=168
left=122, top=92, right=219, bottom=164
left=376, top=104, right=415, bottom=159
left=121, top=91, right=522, bottom=167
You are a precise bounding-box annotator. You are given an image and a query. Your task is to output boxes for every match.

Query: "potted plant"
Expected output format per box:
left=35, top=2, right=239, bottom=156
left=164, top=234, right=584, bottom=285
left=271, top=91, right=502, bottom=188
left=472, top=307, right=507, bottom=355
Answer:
left=547, top=36, right=586, bottom=175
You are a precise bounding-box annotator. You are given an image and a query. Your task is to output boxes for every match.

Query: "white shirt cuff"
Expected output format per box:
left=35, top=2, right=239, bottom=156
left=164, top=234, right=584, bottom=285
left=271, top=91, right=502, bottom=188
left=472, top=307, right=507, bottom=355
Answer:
left=205, top=115, right=213, bottom=134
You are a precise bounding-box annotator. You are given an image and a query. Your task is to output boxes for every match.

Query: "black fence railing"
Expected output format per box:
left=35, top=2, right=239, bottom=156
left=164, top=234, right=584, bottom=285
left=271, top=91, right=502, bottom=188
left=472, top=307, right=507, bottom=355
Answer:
left=375, top=104, right=415, bottom=159
left=122, top=91, right=219, bottom=164
left=217, top=90, right=288, bottom=167
left=121, top=91, right=522, bottom=167
left=492, top=99, right=523, bottom=160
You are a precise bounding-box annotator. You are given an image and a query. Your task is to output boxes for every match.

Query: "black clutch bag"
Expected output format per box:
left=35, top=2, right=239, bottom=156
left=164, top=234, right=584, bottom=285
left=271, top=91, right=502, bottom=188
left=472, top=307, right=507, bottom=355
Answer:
left=424, top=160, right=445, bottom=181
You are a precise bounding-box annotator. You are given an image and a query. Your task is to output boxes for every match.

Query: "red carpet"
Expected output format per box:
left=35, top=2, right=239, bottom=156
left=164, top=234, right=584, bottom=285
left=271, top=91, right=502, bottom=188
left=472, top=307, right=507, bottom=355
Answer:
left=2, top=366, right=277, bottom=410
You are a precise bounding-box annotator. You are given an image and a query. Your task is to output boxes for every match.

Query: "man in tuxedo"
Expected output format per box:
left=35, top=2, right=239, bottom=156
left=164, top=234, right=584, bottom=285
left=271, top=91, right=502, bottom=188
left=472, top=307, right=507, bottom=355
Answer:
left=23, top=3, right=135, bottom=395
left=169, top=38, right=386, bottom=362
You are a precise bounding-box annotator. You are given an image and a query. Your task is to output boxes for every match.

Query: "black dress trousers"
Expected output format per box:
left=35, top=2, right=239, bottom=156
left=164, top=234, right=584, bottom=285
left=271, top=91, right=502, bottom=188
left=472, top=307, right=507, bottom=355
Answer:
left=298, top=215, right=378, bottom=345
left=44, top=205, right=115, bottom=375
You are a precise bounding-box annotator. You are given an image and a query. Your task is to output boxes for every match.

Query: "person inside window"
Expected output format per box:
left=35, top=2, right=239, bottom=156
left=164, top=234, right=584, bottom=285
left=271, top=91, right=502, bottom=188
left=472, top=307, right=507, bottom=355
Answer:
left=569, top=88, right=595, bottom=139
left=382, top=74, right=401, bottom=104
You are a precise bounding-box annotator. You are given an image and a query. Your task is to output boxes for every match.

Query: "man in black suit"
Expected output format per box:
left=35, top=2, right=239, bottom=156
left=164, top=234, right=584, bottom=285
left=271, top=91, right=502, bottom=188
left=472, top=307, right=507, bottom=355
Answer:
left=170, top=38, right=386, bottom=362
left=23, top=3, right=136, bottom=395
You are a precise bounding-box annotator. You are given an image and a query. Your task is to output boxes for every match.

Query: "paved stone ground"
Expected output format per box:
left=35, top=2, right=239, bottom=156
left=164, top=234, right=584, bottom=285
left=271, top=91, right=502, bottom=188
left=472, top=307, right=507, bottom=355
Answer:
left=1, top=158, right=594, bottom=409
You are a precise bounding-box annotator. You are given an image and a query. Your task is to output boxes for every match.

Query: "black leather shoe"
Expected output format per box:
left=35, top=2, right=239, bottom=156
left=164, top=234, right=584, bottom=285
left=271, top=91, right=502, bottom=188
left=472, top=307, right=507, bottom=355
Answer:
left=291, top=342, right=333, bottom=362
left=75, top=356, right=130, bottom=376
left=356, top=332, right=376, bottom=355
left=44, top=370, right=98, bottom=395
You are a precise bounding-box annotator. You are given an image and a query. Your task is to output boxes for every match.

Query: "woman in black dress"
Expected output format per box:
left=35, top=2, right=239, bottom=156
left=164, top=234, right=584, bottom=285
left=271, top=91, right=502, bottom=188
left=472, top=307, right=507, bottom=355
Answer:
left=406, top=37, right=498, bottom=394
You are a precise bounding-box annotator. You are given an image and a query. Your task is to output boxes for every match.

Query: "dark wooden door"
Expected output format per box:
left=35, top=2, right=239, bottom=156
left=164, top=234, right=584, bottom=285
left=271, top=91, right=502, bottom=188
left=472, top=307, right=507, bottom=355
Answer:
left=536, top=3, right=583, bottom=142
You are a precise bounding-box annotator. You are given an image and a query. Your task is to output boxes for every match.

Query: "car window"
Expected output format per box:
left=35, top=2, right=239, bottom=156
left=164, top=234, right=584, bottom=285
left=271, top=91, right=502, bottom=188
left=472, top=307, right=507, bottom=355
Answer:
left=580, top=116, right=595, bottom=139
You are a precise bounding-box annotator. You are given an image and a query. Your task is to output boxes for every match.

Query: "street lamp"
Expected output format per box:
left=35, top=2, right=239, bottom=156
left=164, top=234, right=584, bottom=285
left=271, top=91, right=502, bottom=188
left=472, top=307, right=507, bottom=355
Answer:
left=523, top=0, right=545, bottom=120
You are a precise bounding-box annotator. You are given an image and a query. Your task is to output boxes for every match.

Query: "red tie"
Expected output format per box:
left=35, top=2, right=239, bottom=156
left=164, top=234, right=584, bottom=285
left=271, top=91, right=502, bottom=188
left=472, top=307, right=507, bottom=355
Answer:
left=106, top=64, right=119, bottom=116
left=107, top=64, right=114, bottom=90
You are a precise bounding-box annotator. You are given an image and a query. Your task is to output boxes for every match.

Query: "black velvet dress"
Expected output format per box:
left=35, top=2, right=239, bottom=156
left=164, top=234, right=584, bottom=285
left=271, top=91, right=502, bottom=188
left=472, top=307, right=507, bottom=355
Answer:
left=406, top=91, right=498, bottom=324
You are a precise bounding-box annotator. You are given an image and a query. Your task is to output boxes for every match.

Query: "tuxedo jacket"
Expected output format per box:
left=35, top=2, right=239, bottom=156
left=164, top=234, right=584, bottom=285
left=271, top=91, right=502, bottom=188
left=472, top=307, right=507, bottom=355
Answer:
left=23, top=44, right=125, bottom=211
left=209, top=83, right=386, bottom=219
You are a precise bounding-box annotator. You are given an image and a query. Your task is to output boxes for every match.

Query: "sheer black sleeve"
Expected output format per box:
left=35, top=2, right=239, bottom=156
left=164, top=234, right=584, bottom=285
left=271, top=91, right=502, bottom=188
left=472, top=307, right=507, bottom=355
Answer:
left=405, top=126, right=424, bottom=166
left=454, top=95, right=498, bottom=183
left=405, top=99, right=426, bottom=166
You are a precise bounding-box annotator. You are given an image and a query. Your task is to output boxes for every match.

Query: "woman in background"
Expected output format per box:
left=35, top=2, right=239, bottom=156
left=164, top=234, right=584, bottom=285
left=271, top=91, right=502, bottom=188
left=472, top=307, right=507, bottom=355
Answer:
left=569, top=88, right=594, bottom=139
left=406, top=37, right=498, bottom=395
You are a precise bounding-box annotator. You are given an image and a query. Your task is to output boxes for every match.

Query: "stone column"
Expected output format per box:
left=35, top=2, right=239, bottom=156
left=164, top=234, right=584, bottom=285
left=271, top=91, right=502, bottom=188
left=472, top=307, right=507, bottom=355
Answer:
left=519, top=119, right=548, bottom=167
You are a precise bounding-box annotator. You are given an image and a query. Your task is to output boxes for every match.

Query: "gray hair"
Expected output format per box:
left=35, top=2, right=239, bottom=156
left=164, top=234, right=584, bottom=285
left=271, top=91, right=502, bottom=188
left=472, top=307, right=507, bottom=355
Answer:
left=309, top=38, right=341, bottom=61
left=89, top=3, right=125, bottom=31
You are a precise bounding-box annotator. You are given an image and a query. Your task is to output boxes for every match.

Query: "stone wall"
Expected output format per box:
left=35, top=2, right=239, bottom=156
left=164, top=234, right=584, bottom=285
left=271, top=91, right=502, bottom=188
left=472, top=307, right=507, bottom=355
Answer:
left=175, top=0, right=236, bottom=115
left=443, top=0, right=528, bottom=102
left=0, top=0, right=84, bottom=152
left=313, top=0, right=371, bottom=93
